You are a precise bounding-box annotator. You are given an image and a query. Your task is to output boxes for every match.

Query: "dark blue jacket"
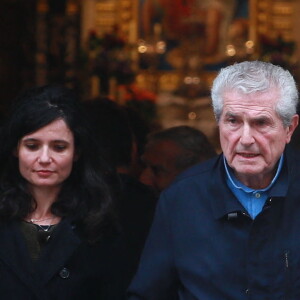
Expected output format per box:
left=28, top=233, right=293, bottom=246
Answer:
left=128, top=147, right=300, bottom=299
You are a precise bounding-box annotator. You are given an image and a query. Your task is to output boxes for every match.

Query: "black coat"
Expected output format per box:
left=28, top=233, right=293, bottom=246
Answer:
left=117, top=173, right=157, bottom=285
left=0, top=218, right=128, bottom=300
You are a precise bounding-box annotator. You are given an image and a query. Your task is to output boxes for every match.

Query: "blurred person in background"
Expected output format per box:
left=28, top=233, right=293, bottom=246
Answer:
left=83, top=98, right=157, bottom=287
left=140, top=125, right=217, bottom=193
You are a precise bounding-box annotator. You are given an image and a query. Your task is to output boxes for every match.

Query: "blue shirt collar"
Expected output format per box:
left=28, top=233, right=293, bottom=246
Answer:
left=223, top=154, right=284, bottom=193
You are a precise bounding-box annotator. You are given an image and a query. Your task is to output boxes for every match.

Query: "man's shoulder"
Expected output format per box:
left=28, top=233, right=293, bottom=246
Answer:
left=158, top=155, right=225, bottom=216
left=286, top=145, right=300, bottom=167
left=174, top=155, right=220, bottom=183
left=161, top=155, right=221, bottom=198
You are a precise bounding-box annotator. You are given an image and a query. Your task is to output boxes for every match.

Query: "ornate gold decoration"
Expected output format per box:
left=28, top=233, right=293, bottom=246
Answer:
left=252, top=0, right=295, bottom=41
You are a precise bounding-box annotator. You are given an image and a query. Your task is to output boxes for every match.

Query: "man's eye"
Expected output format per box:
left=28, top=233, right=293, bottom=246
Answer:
left=151, top=166, right=161, bottom=176
left=256, top=119, right=267, bottom=126
left=151, top=166, right=165, bottom=176
left=228, top=118, right=237, bottom=124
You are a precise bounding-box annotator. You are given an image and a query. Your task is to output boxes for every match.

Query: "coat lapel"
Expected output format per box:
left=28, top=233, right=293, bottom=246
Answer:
left=36, top=218, right=81, bottom=285
left=0, top=221, right=46, bottom=298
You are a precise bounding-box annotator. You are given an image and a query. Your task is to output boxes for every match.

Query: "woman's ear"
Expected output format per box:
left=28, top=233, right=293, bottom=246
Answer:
left=13, top=141, right=21, bottom=157
left=73, top=150, right=80, bottom=161
left=13, top=147, right=19, bottom=157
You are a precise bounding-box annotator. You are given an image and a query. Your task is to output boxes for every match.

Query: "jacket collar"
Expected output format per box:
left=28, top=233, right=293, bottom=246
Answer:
left=209, top=150, right=290, bottom=220
left=0, top=218, right=81, bottom=293
left=0, top=221, right=43, bottom=297
left=36, top=217, right=81, bottom=284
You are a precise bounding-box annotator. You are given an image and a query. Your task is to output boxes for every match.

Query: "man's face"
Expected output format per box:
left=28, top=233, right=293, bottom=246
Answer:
left=219, top=90, right=298, bottom=188
left=140, top=140, right=184, bottom=192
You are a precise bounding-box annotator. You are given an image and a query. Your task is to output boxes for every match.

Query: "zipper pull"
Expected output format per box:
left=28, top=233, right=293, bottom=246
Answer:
left=284, top=251, right=289, bottom=269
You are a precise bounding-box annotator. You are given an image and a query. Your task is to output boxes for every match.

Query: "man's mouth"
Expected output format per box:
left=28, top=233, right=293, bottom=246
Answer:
left=238, top=153, right=258, bottom=158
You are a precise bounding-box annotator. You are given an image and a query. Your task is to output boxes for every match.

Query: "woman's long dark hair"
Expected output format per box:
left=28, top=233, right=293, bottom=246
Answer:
left=0, top=85, right=118, bottom=242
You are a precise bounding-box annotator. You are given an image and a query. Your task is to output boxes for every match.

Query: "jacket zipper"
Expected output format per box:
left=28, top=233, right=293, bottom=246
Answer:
left=284, top=250, right=291, bottom=300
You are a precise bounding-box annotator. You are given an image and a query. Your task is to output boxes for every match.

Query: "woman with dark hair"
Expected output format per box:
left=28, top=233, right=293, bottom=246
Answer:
left=0, top=85, right=127, bottom=299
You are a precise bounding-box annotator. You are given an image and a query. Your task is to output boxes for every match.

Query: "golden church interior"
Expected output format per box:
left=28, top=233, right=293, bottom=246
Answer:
left=0, top=0, right=299, bottom=150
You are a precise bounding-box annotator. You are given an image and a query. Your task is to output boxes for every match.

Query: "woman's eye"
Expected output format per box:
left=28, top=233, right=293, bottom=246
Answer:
left=25, top=143, right=39, bottom=150
left=53, top=144, right=67, bottom=152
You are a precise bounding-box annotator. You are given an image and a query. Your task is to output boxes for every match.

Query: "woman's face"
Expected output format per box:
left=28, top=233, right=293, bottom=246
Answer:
left=16, top=119, right=77, bottom=190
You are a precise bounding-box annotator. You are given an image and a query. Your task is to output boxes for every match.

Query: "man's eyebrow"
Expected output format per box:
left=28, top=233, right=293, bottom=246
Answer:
left=252, top=115, right=270, bottom=122
left=224, top=111, right=237, bottom=117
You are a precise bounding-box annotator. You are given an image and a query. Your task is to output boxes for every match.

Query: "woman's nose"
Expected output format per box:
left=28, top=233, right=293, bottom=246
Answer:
left=38, top=147, right=52, bottom=163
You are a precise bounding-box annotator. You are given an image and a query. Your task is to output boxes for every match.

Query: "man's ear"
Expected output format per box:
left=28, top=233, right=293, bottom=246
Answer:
left=286, top=114, right=299, bottom=143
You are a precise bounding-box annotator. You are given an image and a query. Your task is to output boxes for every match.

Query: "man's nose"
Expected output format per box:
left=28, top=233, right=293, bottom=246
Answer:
left=139, top=167, right=155, bottom=188
left=239, top=124, right=255, bottom=145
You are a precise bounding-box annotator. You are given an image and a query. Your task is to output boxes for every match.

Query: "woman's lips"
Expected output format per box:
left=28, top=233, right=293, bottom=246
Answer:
left=36, top=170, right=54, bottom=177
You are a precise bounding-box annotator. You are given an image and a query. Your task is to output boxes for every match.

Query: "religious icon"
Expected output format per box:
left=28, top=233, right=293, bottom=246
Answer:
left=138, top=0, right=249, bottom=71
